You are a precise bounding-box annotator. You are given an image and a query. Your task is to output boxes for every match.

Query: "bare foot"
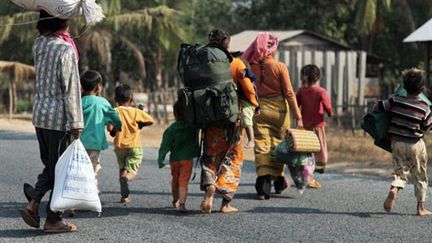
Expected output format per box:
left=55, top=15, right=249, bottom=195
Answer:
left=417, top=202, right=432, bottom=216
left=172, top=200, right=179, bottom=208
left=383, top=188, right=398, bottom=213
left=220, top=204, right=239, bottom=213
left=179, top=204, right=188, bottom=213
left=120, top=196, right=131, bottom=205
left=418, top=208, right=432, bottom=216
left=244, top=142, right=255, bottom=149
left=200, top=185, right=215, bottom=214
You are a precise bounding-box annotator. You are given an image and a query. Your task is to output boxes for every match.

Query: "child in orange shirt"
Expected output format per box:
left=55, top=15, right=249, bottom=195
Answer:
left=110, top=84, right=154, bottom=203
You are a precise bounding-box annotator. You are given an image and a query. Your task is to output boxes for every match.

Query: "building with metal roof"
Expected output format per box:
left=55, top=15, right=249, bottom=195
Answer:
left=231, top=30, right=388, bottom=114
left=404, top=18, right=432, bottom=84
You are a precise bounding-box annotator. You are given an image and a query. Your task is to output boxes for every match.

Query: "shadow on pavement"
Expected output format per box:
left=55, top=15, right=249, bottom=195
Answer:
left=245, top=206, right=411, bottom=217
left=0, top=229, right=44, bottom=238
left=66, top=206, right=203, bottom=219
left=0, top=130, right=36, bottom=140
left=101, top=190, right=204, bottom=197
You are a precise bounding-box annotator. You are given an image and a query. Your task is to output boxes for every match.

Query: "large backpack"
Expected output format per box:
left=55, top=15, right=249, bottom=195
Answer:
left=177, top=43, right=239, bottom=128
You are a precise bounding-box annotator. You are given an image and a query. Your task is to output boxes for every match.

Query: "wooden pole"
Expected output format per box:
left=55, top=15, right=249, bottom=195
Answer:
left=357, top=51, right=367, bottom=106
left=426, top=42, right=431, bottom=88
left=8, top=80, right=12, bottom=120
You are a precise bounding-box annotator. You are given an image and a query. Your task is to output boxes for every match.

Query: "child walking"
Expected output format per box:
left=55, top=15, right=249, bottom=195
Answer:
left=375, top=68, right=432, bottom=216
left=80, top=70, right=122, bottom=178
left=296, top=64, right=333, bottom=189
left=157, top=101, right=200, bottom=213
left=111, top=84, right=154, bottom=204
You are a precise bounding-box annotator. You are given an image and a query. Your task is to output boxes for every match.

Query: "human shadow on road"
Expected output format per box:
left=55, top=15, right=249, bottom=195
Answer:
left=245, top=206, right=410, bottom=218
left=0, top=202, right=52, bottom=219
left=101, top=190, right=204, bottom=197
left=0, top=229, right=44, bottom=238
left=66, top=206, right=203, bottom=219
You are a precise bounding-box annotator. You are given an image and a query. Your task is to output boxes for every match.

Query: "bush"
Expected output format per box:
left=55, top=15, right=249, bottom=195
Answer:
left=16, top=99, right=30, bottom=113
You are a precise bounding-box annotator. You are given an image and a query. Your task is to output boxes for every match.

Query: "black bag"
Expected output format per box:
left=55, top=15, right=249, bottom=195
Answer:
left=177, top=43, right=239, bottom=128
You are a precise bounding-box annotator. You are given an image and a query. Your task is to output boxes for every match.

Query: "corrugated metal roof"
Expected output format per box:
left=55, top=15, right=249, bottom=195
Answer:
left=229, top=29, right=389, bottom=62
left=404, top=18, right=432, bottom=42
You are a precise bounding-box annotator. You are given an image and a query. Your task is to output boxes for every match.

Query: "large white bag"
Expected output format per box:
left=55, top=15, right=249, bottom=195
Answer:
left=50, top=139, right=102, bottom=213
left=9, top=0, right=104, bottom=25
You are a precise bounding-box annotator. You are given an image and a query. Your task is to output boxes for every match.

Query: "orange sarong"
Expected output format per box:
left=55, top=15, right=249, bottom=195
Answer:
left=200, top=126, right=243, bottom=201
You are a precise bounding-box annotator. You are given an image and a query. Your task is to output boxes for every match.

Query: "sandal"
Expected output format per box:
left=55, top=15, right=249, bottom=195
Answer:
left=43, top=220, right=77, bottom=233
left=19, top=207, right=40, bottom=228
left=23, top=183, right=36, bottom=202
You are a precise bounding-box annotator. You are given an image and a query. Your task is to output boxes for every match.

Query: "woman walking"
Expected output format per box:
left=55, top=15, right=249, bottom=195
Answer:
left=200, top=29, right=258, bottom=213
left=243, top=32, right=303, bottom=200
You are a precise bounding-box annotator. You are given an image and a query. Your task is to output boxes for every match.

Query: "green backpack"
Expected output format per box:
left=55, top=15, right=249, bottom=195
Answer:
left=177, top=43, right=239, bottom=128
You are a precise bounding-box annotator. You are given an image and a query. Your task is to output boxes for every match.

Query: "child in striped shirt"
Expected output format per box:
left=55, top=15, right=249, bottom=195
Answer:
left=375, top=68, right=432, bottom=216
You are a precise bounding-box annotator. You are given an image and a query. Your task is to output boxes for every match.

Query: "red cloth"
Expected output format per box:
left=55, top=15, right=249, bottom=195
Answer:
left=296, top=86, right=333, bottom=129
left=43, top=30, right=79, bottom=62
left=242, top=32, right=279, bottom=64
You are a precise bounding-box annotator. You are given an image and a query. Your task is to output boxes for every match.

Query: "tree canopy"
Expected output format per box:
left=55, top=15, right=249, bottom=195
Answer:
left=0, top=0, right=431, bottom=91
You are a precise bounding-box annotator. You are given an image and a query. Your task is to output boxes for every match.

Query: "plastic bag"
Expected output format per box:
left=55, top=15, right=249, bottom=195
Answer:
left=50, top=139, right=101, bottom=213
left=274, top=140, right=315, bottom=192
left=10, top=0, right=104, bottom=25
left=287, top=155, right=316, bottom=192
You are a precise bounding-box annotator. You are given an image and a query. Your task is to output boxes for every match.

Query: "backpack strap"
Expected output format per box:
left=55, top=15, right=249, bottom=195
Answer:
left=191, top=128, right=205, bottom=181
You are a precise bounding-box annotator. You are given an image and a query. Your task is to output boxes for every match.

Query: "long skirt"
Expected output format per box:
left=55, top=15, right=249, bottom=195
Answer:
left=313, top=126, right=328, bottom=164
left=200, top=126, right=243, bottom=201
left=253, top=96, right=291, bottom=177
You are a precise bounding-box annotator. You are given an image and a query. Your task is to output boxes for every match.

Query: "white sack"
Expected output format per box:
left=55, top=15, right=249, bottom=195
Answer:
left=50, top=139, right=102, bottom=213
left=10, top=0, right=104, bottom=25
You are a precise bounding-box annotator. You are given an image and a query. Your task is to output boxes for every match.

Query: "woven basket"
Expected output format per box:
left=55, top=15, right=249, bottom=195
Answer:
left=285, top=129, right=321, bottom=153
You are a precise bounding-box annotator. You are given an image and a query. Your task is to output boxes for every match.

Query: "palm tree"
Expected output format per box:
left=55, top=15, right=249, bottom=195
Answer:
left=0, top=1, right=187, bottom=92
left=354, top=0, right=416, bottom=51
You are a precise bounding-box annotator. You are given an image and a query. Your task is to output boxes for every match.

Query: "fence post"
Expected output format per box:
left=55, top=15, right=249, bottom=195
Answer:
left=358, top=51, right=367, bottom=107
left=161, top=91, right=169, bottom=124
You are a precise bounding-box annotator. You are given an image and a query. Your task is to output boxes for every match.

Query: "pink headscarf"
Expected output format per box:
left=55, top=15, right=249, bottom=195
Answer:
left=242, top=32, right=279, bottom=64
left=44, top=30, right=79, bottom=62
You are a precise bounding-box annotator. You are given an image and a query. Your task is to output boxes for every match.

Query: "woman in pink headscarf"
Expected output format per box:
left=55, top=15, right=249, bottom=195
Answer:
left=243, top=32, right=303, bottom=200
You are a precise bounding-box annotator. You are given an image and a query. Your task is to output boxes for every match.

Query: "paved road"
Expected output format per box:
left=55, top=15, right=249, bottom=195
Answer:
left=1, top=129, right=432, bottom=242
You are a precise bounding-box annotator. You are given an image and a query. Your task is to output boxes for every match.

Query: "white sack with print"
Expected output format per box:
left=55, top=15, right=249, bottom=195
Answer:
left=9, top=0, right=104, bottom=25
left=50, top=139, right=101, bottom=213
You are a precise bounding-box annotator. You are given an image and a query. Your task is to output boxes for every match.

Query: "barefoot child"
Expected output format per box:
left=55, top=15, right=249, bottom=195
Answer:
left=80, top=70, right=122, bottom=181
left=296, top=64, right=333, bottom=189
left=231, top=51, right=259, bottom=149
left=157, top=101, right=200, bottom=213
left=375, top=68, right=432, bottom=216
left=111, top=84, right=154, bottom=204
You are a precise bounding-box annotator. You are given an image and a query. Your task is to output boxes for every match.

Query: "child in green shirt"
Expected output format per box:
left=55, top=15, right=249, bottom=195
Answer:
left=80, top=70, right=122, bottom=178
left=158, top=101, right=200, bottom=213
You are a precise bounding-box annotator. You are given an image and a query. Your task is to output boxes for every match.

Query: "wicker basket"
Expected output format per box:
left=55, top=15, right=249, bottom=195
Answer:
left=285, top=129, right=321, bottom=153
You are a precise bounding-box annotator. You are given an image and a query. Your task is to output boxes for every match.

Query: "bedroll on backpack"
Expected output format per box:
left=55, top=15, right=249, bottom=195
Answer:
left=177, top=43, right=239, bottom=128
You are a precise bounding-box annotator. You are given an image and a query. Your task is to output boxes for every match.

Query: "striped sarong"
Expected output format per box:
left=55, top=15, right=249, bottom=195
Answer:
left=253, top=96, right=290, bottom=177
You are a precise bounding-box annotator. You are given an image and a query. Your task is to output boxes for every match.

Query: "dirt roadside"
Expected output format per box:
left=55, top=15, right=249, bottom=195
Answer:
left=0, top=117, right=394, bottom=177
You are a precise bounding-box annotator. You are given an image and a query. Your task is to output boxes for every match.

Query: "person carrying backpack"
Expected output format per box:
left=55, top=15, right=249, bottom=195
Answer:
left=197, top=29, right=257, bottom=213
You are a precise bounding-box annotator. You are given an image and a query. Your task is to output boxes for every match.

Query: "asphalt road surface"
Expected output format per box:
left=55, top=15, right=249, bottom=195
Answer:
left=1, top=129, right=432, bottom=242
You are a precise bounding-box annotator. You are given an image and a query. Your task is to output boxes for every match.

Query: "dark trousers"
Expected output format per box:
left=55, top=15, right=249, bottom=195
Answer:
left=34, top=128, right=70, bottom=223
